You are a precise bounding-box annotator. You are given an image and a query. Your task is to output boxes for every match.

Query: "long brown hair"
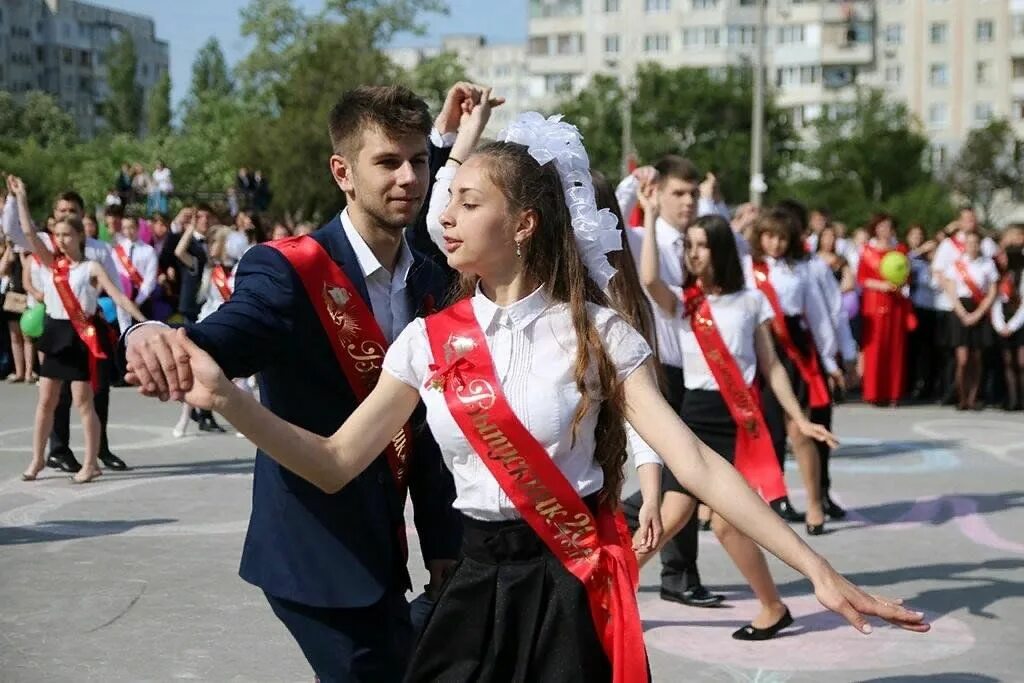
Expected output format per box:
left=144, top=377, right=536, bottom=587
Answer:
left=454, top=142, right=628, bottom=506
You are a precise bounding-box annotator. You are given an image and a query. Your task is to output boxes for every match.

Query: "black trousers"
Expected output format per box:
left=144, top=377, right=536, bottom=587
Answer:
left=266, top=590, right=413, bottom=683
left=622, top=364, right=703, bottom=593
left=908, top=307, right=938, bottom=398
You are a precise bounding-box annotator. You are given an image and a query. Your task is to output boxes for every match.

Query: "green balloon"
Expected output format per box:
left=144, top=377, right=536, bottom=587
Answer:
left=880, top=251, right=910, bottom=287
left=20, top=303, right=46, bottom=338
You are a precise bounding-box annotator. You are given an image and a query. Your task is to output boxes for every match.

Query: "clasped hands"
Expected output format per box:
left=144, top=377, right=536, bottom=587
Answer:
left=125, top=326, right=229, bottom=410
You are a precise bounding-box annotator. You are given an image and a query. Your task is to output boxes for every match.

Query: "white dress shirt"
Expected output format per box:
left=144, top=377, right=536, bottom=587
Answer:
left=382, top=285, right=660, bottom=521
left=677, top=288, right=774, bottom=391
left=931, top=233, right=999, bottom=311
left=113, top=238, right=158, bottom=330
left=625, top=220, right=686, bottom=368
left=340, top=209, right=414, bottom=344
left=197, top=262, right=238, bottom=322
left=992, top=276, right=1024, bottom=333
left=743, top=255, right=840, bottom=374
left=40, top=260, right=98, bottom=319
left=943, top=256, right=999, bottom=300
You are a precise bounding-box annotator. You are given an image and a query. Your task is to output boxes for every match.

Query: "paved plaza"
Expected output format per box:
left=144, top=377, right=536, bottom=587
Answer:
left=1, top=385, right=1022, bottom=682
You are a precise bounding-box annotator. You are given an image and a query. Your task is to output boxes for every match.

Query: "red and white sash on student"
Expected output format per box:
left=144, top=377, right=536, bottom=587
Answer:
left=423, top=299, right=647, bottom=683
left=210, top=265, right=233, bottom=302
left=954, top=260, right=986, bottom=305
left=113, top=244, right=144, bottom=290
left=268, top=236, right=413, bottom=557
left=751, top=261, right=830, bottom=408
left=52, top=257, right=107, bottom=392
left=682, top=286, right=787, bottom=502
left=949, top=236, right=966, bottom=254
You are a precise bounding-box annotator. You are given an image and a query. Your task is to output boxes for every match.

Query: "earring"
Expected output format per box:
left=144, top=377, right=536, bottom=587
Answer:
left=515, top=241, right=522, bottom=258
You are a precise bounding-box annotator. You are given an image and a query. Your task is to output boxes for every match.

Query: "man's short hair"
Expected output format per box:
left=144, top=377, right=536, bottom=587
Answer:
left=653, top=155, right=701, bottom=187
left=328, top=85, right=432, bottom=158
left=104, top=203, right=124, bottom=218
left=56, top=191, right=85, bottom=212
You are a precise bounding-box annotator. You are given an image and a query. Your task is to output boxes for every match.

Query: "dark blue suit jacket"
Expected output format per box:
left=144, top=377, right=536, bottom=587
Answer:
left=186, top=217, right=461, bottom=609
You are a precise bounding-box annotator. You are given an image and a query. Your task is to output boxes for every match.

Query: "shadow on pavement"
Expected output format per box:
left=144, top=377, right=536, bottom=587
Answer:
left=833, top=439, right=961, bottom=459
left=108, top=457, right=254, bottom=479
left=0, top=517, right=177, bottom=545
left=854, top=675, right=1000, bottom=683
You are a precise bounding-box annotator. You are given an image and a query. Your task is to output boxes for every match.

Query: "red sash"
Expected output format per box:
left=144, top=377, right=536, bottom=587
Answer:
left=424, top=299, right=647, bottom=683
left=113, top=244, right=144, bottom=290
left=949, top=236, right=966, bottom=254
left=751, top=261, right=830, bottom=408
left=954, top=260, right=986, bottom=305
left=211, top=265, right=233, bottom=302
left=52, top=258, right=107, bottom=392
left=268, top=237, right=413, bottom=555
left=682, top=286, right=787, bottom=502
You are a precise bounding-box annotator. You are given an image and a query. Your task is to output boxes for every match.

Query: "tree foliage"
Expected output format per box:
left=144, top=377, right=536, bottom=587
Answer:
left=948, top=118, right=1024, bottom=227
left=401, top=51, right=468, bottom=116
left=104, top=30, right=143, bottom=135
left=147, top=71, right=173, bottom=137
left=0, top=91, right=77, bottom=149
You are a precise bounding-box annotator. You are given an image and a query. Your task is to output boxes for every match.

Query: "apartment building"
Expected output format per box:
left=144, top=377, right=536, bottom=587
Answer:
left=526, top=0, right=1022, bottom=168
left=0, top=0, right=170, bottom=137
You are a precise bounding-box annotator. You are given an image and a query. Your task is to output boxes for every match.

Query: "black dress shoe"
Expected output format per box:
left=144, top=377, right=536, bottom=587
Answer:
left=769, top=497, right=805, bottom=523
left=824, top=496, right=846, bottom=520
left=99, top=452, right=128, bottom=470
left=199, top=416, right=227, bottom=433
left=806, top=522, right=826, bottom=536
left=47, top=451, right=82, bottom=473
left=699, top=519, right=712, bottom=532
left=732, top=607, right=794, bottom=641
left=660, top=585, right=725, bottom=608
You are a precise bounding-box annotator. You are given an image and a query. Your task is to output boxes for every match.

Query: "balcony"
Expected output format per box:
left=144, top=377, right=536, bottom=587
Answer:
left=822, top=0, right=874, bottom=25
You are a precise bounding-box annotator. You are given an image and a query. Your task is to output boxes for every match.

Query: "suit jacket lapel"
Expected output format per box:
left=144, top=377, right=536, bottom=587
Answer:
left=318, top=214, right=372, bottom=306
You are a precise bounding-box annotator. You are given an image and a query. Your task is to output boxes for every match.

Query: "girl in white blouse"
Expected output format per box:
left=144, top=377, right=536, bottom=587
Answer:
left=943, top=231, right=999, bottom=410
left=169, top=123, right=927, bottom=679
left=9, top=176, right=145, bottom=483
left=992, top=269, right=1024, bottom=410
left=639, top=187, right=836, bottom=641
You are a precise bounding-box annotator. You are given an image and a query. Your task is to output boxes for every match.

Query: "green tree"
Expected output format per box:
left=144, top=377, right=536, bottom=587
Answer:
left=0, top=91, right=77, bottom=148
left=232, top=0, right=447, bottom=218
left=401, top=51, right=468, bottom=116
left=104, top=30, right=143, bottom=134
left=557, top=64, right=797, bottom=204
left=146, top=71, right=173, bottom=137
left=947, top=118, right=1024, bottom=227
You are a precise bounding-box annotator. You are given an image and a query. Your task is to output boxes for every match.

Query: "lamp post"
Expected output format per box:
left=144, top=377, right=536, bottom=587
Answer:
left=750, top=0, right=768, bottom=206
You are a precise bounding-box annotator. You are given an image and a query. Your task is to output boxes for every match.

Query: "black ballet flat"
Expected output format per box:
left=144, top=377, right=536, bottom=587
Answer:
left=824, top=496, right=847, bottom=520
left=732, top=607, right=794, bottom=641
left=699, top=519, right=711, bottom=532
left=769, top=497, right=805, bottom=523
left=806, top=522, right=826, bottom=536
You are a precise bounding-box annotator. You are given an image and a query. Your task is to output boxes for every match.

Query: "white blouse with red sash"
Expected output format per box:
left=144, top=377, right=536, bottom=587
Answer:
left=383, top=285, right=660, bottom=522
left=944, top=256, right=999, bottom=300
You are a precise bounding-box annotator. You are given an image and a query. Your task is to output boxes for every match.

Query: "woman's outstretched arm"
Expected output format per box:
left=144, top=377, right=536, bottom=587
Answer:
left=173, top=329, right=420, bottom=493
left=622, top=360, right=928, bottom=635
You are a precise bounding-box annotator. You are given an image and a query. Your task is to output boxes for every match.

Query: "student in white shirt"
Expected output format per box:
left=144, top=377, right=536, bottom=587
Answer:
left=112, top=216, right=158, bottom=332
left=639, top=187, right=837, bottom=640
left=168, top=113, right=928, bottom=680
left=992, top=269, right=1024, bottom=410
left=942, top=231, right=999, bottom=410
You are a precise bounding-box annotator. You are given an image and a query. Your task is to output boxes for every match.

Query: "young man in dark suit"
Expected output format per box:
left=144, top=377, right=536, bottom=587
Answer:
left=123, top=83, right=490, bottom=682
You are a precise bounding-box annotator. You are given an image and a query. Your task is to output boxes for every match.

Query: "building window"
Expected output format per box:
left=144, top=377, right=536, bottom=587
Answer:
left=528, top=36, right=549, bottom=56
left=692, top=0, right=717, bottom=8
left=976, top=20, right=994, bottom=43
left=1014, top=99, right=1024, bottom=122
left=556, top=33, right=584, bottom=55
left=930, top=145, right=947, bottom=170
left=1014, top=58, right=1024, bottom=80
left=929, top=63, right=949, bottom=86
left=604, top=0, right=620, bottom=11
left=928, top=103, right=948, bottom=128
left=645, top=0, right=670, bottom=13
left=62, top=47, right=72, bottom=64
left=1014, top=15, right=1024, bottom=39
left=776, top=65, right=819, bottom=87
left=976, top=61, right=990, bottom=85
left=777, top=25, right=805, bottom=45
left=975, top=102, right=993, bottom=123
left=884, top=24, right=903, bottom=46
left=643, top=33, right=670, bottom=52
left=884, top=64, right=902, bottom=84
left=530, top=0, right=583, bottom=18
left=727, top=25, right=757, bottom=46
left=604, top=34, right=620, bottom=53
left=543, top=73, right=575, bottom=94
left=929, top=22, right=947, bottom=44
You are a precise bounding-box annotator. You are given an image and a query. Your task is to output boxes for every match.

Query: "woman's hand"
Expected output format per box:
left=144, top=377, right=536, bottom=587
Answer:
left=796, top=417, right=839, bottom=449
left=632, top=499, right=663, bottom=554
left=637, top=180, right=659, bottom=216
left=171, top=328, right=235, bottom=412
left=810, top=560, right=929, bottom=635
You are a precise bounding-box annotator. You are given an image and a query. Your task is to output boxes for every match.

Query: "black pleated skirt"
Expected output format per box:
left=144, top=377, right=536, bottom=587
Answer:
left=770, top=315, right=816, bottom=409
left=664, top=389, right=737, bottom=496
left=405, top=504, right=613, bottom=683
left=36, top=317, right=91, bottom=381
left=951, top=298, right=993, bottom=350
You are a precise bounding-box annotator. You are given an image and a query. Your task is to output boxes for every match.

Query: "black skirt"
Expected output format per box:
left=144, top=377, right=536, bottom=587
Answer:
left=36, top=317, right=91, bottom=382
left=664, top=389, right=736, bottom=496
left=406, top=504, right=614, bottom=683
left=997, top=303, right=1024, bottom=350
left=770, top=314, right=816, bottom=409
left=951, top=298, right=993, bottom=350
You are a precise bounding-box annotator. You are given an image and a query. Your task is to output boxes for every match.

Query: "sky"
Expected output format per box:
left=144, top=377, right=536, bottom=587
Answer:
left=98, top=0, right=529, bottom=106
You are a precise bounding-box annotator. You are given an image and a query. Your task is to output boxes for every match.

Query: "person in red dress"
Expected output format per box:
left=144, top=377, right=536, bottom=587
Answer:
left=857, top=213, right=915, bottom=406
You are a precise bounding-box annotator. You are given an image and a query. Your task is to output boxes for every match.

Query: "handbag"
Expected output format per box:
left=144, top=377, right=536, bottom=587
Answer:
left=2, top=291, right=28, bottom=314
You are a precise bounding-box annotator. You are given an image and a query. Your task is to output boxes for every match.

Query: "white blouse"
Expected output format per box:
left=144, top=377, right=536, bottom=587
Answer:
left=992, top=277, right=1024, bottom=334
left=383, top=286, right=660, bottom=521
left=743, top=255, right=839, bottom=374
left=197, top=263, right=238, bottom=322
left=41, top=260, right=98, bottom=319
left=943, top=256, right=999, bottom=300
left=676, top=288, right=774, bottom=391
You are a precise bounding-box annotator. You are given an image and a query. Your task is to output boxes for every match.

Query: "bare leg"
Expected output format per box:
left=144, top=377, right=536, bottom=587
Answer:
left=23, top=337, right=36, bottom=380
left=637, top=491, right=697, bottom=569
left=70, top=381, right=101, bottom=482
left=711, top=512, right=787, bottom=628
left=27, top=378, right=62, bottom=478
left=954, top=346, right=969, bottom=408
left=966, top=349, right=983, bottom=408
left=1002, top=348, right=1018, bottom=409
left=7, top=321, right=25, bottom=380
left=787, top=416, right=823, bottom=527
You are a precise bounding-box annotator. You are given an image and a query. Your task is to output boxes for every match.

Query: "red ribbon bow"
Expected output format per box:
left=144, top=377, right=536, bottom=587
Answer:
left=425, top=357, right=473, bottom=391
